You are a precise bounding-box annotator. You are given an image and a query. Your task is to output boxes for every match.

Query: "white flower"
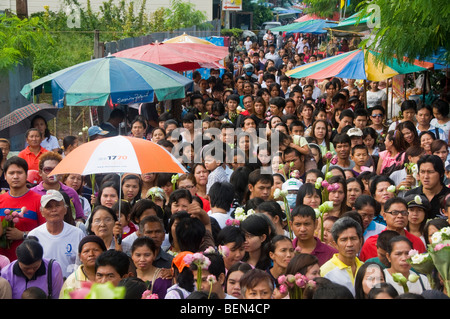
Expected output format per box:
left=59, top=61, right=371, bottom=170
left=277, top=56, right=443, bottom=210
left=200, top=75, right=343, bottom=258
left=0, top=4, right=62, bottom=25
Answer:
left=247, top=209, right=255, bottom=217
left=414, top=195, right=422, bottom=205
left=387, top=185, right=396, bottom=193
left=314, top=208, right=321, bottom=218
left=411, top=253, right=429, bottom=264
left=431, top=231, right=443, bottom=244
left=234, top=207, right=246, bottom=221
left=273, top=188, right=281, bottom=200
left=440, top=227, right=450, bottom=237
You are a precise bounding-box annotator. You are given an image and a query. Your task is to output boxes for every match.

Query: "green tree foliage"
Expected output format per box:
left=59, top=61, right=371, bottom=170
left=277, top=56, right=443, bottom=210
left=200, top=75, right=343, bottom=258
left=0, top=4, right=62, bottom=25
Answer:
left=163, top=0, right=211, bottom=31
left=25, top=0, right=212, bottom=78
left=0, top=14, right=53, bottom=72
left=356, top=0, right=450, bottom=65
left=304, top=0, right=364, bottom=19
left=242, top=0, right=273, bottom=29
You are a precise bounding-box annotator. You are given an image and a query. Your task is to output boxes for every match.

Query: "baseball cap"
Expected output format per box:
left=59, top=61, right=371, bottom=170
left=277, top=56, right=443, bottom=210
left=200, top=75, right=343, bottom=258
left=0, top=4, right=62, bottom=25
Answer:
left=348, top=96, right=360, bottom=103
left=404, top=194, right=430, bottom=211
left=347, top=127, right=363, bottom=137
left=41, top=189, right=65, bottom=207
left=282, top=178, right=303, bottom=192
left=88, top=126, right=109, bottom=138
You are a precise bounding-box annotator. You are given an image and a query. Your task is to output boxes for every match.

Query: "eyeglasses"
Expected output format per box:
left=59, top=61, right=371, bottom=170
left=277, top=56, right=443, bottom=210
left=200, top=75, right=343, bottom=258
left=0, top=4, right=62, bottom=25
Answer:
left=360, top=213, right=375, bottom=220
left=92, top=217, right=115, bottom=225
left=371, top=114, right=383, bottom=118
left=179, top=185, right=195, bottom=190
left=385, top=210, right=409, bottom=217
left=42, top=167, right=55, bottom=174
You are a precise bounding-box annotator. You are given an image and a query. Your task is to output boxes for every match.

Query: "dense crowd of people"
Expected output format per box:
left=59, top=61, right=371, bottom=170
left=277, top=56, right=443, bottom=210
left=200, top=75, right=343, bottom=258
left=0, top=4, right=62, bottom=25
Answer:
left=0, top=33, right=449, bottom=300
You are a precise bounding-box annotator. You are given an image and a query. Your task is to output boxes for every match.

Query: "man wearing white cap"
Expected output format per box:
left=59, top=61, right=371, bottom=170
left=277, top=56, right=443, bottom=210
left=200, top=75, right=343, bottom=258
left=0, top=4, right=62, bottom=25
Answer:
left=28, top=190, right=85, bottom=279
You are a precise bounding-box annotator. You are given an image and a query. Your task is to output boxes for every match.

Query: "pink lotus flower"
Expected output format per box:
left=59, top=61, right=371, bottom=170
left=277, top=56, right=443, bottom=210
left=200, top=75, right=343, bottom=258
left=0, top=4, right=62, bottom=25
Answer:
left=325, top=152, right=333, bottom=160
left=142, top=290, right=159, bottom=299
left=321, top=181, right=329, bottom=188
left=278, top=275, right=286, bottom=285
left=69, top=282, right=93, bottom=299
left=279, top=284, right=288, bottom=294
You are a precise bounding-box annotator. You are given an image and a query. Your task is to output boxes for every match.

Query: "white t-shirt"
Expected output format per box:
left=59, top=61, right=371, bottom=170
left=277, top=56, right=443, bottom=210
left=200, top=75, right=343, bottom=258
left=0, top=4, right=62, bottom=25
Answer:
left=208, top=212, right=232, bottom=229
left=366, top=90, right=387, bottom=108
left=383, top=269, right=431, bottom=295
left=28, top=222, right=85, bottom=279
left=41, top=135, right=60, bottom=151
left=244, top=40, right=252, bottom=51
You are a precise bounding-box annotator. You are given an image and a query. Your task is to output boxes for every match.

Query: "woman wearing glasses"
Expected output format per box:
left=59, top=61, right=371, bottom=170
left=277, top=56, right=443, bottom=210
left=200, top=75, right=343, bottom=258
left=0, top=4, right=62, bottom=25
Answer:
left=86, top=205, right=130, bottom=254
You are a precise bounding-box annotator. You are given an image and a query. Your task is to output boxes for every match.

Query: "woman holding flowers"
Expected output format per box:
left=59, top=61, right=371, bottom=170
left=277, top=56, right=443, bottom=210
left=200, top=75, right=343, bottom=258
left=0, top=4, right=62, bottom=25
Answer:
left=383, top=235, right=431, bottom=295
left=131, top=236, right=172, bottom=299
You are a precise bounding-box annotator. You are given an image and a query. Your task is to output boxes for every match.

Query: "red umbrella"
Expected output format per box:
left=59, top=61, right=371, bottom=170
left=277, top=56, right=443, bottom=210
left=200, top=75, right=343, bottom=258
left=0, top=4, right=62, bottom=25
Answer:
left=112, top=42, right=229, bottom=72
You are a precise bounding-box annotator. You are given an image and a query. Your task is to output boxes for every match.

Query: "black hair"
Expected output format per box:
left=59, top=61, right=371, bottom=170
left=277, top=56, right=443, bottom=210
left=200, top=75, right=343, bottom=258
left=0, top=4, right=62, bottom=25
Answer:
left=175, top=212, right=206, bottom=252
left=291, top=204, right=317, bottom=222
left=3, top=156, right=28, bottom=173
left=417, top=154, right=445, bottom=184
left=16, top=238, right=43, bottom=265
left=386, top=235, right=412, bottom=255
left=432, top=99, right=449, bottom=117
left=208, top=182, right=235, bottom=211
left=296, top=183, right=321, bottom=207
left=95, top=249, right=130, bottom=278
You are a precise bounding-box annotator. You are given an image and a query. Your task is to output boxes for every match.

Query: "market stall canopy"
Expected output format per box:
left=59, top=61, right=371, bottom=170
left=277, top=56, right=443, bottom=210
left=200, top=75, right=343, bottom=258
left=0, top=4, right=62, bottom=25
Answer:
left=20, top=55, right=194, bottom=108
left=270, top=19, right=339, bottom=34
left=295, top=12, right=340, bottom=22
left=329, top=11, right=373, bottom=33
left=285, top=49, right=428, bottom=81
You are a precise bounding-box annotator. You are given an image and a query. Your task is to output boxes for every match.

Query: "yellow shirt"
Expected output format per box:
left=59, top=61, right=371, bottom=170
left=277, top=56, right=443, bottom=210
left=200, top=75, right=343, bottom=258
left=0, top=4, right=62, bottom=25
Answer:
left=320, top=253, right=364, bottom=296
left=59, top=265, right=90, bottom=299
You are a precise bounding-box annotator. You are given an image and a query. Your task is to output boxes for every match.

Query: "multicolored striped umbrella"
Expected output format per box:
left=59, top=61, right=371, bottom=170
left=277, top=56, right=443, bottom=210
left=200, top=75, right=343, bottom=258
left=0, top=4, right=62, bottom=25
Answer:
left=285, top=49, right=428, bottom=81
left=270, top=19, right=338, bottom=34
left=20, top=55, right=194, bottom=108
left=0, top=103, right=58, bottom=138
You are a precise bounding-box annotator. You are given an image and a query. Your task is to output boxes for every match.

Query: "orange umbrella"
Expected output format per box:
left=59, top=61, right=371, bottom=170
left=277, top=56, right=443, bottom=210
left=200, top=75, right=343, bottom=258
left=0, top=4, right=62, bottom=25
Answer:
left=50, top=135, right=187, bottom=176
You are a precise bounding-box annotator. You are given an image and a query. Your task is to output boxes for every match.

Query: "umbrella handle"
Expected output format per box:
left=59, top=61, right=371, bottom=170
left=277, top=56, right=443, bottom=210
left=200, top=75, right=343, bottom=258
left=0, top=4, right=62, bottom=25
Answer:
left=116, top=234, right=122, bottom=245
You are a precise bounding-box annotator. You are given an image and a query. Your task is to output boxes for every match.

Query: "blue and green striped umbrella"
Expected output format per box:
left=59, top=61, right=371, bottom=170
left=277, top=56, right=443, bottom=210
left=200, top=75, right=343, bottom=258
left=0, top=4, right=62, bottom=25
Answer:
left=20, top=55, right=194, bottom=108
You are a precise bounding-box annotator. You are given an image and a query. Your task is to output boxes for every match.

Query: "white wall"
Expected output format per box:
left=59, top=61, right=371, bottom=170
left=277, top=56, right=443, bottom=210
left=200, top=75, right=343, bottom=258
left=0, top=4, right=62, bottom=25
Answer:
left=1, top=0, right=213, bottom=20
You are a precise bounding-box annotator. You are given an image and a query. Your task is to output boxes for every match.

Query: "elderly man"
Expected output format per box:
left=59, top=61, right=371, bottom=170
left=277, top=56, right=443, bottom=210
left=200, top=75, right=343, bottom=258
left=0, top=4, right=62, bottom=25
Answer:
left=28, top=189, right=85, bottom=279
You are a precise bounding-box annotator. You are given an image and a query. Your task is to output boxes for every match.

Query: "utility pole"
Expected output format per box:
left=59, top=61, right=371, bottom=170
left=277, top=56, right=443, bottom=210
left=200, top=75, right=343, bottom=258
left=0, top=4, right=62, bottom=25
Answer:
left=16, top=0, right=28, bottom=19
